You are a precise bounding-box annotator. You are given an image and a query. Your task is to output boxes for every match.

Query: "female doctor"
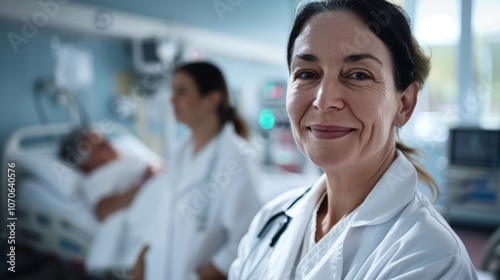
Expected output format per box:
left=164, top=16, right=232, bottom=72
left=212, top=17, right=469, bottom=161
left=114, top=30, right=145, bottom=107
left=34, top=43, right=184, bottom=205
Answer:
left=131, top=62, right=262, bottom=280
left=229, top=0, right=478, bottom=279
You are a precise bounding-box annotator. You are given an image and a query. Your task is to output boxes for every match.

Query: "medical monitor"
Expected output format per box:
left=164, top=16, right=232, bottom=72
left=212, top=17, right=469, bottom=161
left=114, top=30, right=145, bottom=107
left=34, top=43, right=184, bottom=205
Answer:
left=133, top=38, right=163, bottom=74
left=449, top=128, right=500, bottom=168
left=132, top=37, right=178, bottom=75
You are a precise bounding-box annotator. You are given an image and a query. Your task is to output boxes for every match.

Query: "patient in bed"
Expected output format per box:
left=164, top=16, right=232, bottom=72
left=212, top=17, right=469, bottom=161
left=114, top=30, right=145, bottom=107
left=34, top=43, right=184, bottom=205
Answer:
left=58, top=127, right=161, bottom=221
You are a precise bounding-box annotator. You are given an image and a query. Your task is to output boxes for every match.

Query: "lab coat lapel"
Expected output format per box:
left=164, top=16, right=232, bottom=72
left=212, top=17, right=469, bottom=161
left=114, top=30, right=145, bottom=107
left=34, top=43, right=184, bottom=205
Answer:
left=267, top=202, right=309, bottom=280
left=268, top=175, right=327, bottom=280
left=351, top=150, right=417, bottom=227
left=173, top=139, right=216, bottom=197
left=301, top=224, right=348, bottom=280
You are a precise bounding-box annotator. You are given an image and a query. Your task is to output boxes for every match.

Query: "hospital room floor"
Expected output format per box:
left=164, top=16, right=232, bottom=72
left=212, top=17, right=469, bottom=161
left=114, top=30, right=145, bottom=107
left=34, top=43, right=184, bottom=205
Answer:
left=1, top=226, right=496, bottom=280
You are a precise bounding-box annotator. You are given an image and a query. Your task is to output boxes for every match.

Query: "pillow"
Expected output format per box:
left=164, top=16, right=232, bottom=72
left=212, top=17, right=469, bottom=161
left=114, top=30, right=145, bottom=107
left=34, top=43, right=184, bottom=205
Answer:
left=14, top=145, right=84, bottom=198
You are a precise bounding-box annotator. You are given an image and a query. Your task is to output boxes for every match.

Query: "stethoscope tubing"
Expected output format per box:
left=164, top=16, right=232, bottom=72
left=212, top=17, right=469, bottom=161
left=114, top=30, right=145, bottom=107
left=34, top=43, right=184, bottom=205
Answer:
left=237, top=186, right=312, bottom=280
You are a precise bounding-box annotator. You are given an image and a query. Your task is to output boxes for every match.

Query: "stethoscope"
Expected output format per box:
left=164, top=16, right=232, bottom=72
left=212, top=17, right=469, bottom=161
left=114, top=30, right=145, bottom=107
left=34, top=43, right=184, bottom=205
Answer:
left=238, top=186, right=312, bottom=280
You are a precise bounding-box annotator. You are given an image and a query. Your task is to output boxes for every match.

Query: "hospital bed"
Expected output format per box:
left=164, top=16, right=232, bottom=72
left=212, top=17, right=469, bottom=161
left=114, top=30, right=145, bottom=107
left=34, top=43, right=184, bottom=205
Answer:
left=1, top=122, right=163, bottom=265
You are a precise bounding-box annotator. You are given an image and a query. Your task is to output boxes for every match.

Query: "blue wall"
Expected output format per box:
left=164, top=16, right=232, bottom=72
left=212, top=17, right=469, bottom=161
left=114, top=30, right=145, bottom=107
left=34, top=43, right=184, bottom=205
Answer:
left=0, top=20, right=133, bottom=160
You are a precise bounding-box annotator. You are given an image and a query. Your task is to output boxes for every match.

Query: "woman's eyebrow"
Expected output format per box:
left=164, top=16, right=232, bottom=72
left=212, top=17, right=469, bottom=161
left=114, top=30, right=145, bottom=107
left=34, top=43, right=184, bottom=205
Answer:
left=293, top=53, right=318, bottom=63
left=343, top=53, right=382, bottom=66
left=293, top=53, right=382, bottom=66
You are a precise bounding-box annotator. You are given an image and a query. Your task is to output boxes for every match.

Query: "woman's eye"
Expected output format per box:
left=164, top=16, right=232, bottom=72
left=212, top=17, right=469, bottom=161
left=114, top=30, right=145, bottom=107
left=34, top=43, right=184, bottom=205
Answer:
left=295, top=71, right=316, bottom=80
left=174, top=89, right=186, bottom=96
left=349, top=72, right=371, bottom=80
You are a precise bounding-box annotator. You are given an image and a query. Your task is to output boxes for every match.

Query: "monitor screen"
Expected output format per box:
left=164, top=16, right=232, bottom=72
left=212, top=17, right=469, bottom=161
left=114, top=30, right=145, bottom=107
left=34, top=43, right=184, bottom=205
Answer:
left=449, top=128, right=500, bottom=168
left=133, top=38, right=163, bottom=74
left=142, top=40, right=160, bottom=63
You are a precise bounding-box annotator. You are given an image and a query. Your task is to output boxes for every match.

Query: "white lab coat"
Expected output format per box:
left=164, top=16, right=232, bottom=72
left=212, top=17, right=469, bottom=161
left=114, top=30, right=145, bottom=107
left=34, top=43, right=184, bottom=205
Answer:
left=230, top=150, right=478, bottom=280
left=143, top=123, right=262, bottom=280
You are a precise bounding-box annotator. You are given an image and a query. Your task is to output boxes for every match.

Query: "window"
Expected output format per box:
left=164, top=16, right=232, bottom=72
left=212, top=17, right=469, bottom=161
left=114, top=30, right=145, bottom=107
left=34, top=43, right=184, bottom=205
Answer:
left=414, top=0, right=460, bottom=115
left=473, top=0, right=500, bottom=128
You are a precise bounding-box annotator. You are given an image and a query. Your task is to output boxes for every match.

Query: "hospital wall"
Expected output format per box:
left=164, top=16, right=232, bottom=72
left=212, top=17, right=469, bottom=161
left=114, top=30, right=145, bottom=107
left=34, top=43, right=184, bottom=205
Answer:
left=0, top=20, right=135, bottom=161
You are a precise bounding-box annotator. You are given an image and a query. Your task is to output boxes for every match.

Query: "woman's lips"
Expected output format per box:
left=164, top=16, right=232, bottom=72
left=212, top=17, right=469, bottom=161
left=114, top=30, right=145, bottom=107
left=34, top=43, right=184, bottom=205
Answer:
left=308, top=125, right=354, bottom=139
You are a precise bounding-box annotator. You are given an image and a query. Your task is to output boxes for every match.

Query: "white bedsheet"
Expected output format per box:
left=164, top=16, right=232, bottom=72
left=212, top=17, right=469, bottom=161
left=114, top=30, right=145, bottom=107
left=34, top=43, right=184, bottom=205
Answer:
left=85, top=172, right=168, bottom=272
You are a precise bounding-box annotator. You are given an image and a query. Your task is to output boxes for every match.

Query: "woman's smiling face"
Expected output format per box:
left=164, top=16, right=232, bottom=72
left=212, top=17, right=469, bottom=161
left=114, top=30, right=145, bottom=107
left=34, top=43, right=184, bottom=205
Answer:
left=287, top=11, right=405, bottom=172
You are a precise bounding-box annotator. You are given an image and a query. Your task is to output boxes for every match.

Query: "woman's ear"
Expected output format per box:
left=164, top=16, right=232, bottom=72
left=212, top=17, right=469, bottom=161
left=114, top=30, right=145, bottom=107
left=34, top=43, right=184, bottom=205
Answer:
left=395, top=82, right=419, bottom=127
left=207, top=90, right=223, bottom=111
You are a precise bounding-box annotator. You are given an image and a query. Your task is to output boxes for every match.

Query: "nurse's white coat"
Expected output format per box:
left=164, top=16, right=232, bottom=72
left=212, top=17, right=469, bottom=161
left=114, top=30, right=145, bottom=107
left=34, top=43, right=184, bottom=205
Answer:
left=143, top=123, right=262, bottom=280
left=230, top=151, right=478, bottom=280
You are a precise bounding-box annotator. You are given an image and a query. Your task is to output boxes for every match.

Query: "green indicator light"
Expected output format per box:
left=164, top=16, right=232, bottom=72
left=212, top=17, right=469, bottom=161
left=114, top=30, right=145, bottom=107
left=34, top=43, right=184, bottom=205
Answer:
left=259, top=109, right=275, bottom=130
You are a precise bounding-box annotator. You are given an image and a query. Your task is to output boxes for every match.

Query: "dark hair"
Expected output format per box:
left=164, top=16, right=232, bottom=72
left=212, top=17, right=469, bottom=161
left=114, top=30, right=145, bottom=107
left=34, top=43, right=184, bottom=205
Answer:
left=58, top=126, right=94, bottom=167
left=287, top=0, right=437, bottom=198
left=57, top=126, right=104, bottom=167
left=174, top=61, right=249, bottom=140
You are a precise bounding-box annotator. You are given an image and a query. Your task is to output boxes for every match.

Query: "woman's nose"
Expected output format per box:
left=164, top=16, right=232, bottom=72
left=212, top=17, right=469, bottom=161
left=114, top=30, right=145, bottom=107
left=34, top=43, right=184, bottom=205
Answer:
left=312, top=78, right=345, bottom=112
